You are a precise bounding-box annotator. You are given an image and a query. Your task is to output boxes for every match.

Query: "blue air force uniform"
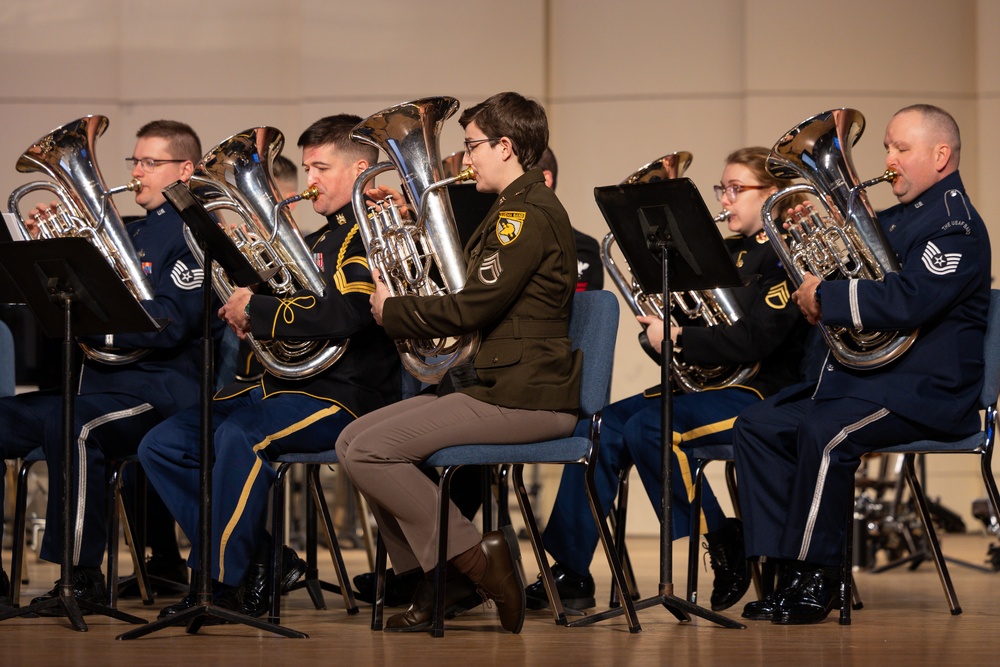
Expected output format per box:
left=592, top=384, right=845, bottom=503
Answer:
left=734, top=170, right=991, bottom=567
left=542, top=231, right=809, bottom=578
left=139, top=205, right=400, bottom=586
left=0, top=203, right=212, bottom=567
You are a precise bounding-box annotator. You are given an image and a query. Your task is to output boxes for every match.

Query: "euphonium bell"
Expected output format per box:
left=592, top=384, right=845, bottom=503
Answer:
left=350, top=96, right=479, bottom=384
left=761, top=108, right=918, bottom=370
left=186, top=126, right=345, bottom=380
left=7, top=115, right=152, bottom=365
left=599, top=152, right=759, bottom=393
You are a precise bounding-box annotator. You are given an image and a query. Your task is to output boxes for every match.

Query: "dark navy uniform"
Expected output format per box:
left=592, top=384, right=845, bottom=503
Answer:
left=139, top=205, right=400, bottom=586
left=337, top=167, right=581, bottom=573
left=734, top=170, right=991, bottom=567
left=0, top=203, right=211, bottom=568
left=542, top=232, right=808, bottom=577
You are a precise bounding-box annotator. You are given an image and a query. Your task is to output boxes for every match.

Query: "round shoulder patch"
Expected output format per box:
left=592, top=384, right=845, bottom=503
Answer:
left=496, top=211, right=526, bottom=245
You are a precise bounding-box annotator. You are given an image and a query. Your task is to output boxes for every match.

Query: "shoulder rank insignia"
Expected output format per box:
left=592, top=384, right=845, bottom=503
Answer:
left=479, top=251, right=502, bottom=285
left=496, top=211, right=526, bottom=245
left=765, top=281, right=790, bottom=309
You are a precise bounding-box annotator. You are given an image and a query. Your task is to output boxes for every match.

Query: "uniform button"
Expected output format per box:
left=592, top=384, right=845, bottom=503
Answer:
left=827, top=364, right=835, bottom=371
left=492, top=356, right=499, bottom=363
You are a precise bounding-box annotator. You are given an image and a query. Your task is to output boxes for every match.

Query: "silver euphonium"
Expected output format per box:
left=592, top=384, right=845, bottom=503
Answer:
left=761, top=108, right=918, bottom=369
left=350, top=96, right=480, bottom=384
left=600, top=152, right=760, bottom=393
left=185, top=126, right=345, bottom=379
left=7, top=115, right=149, bottom=365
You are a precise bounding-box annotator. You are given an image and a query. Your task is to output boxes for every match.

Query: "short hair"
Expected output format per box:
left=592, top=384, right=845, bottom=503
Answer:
left=271, top=154, right=299, bottom=187
left=297, top=114, right=378, bottom=165
left=459, top=92, right=548, bottom=170
left=136, top=120, right=201, bottom=164
left=894, top=104, right=961, bottom=155
left=536, top=146, right=558, bottom=189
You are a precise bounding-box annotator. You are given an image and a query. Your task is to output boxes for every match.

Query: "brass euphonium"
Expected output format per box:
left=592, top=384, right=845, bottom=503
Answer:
left=7, top=115, right=149, bottom=365
left=186, top=126, right=345, bottom=380
left=761, top=108, right=918, bottom=369
left=600, top=152, right=760, bottom=393
left=350, top=96, right=479, bottom=384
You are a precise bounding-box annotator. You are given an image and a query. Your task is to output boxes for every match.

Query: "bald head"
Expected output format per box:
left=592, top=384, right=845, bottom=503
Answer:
left=884, top=105, right=962, bottom=203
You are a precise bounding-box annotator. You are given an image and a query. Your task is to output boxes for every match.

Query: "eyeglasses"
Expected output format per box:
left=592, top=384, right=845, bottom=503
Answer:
left=464, top=137, right=497, bottom=154
left=125, top=157, right=186, bottom=171
left=713, top=183, right=769, bottom=202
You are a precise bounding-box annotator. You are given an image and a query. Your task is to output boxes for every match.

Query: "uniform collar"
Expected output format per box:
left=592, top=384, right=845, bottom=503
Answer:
left=906, top=170, right=965, bottom=212
left=324, top=203, right=357, bottom=231
left=495, top=168, right=544, bottom=207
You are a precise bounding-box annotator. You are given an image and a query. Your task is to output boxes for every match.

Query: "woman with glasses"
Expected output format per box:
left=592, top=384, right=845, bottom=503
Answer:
left=528, top=146, right=812, bottom=615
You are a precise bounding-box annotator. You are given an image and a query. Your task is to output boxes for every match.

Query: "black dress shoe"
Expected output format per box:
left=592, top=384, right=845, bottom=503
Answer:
left=32, top=567, right=107, bottom=616
left=704, top=518, right=752, bottom=611
left=474, top=527, right=526, bottom=633
left=240, top=546, right=308, bottom=617
left=741, top=561, right=803, bottom=621
left=772, top=566, right=841, bottom=625
left=524, top=562, right=596, bottom=610
left=384, top=572, right=481, bottom=632
left=353, top=567, right=423, bottom=607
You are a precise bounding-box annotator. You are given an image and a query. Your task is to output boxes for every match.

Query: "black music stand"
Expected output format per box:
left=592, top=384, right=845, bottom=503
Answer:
left=0, top=237, right=160, bottom=631
left=574, top=178, right=746, bottom=630
left=117, top=182, right=303, bottom=639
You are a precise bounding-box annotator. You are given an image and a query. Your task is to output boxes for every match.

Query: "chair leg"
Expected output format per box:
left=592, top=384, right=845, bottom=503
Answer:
left=308, top=464, right=359, bottom=614
left=270, top=462, right=291, bottom=624
left=108, top=459, right=153, bottom=608
left=841, top=501, right=853, bottom=625
left=296, top=465, right=327, bottom=611
left=510, top=463, right=572, bottom=624
left=353, top=486, right=376, bottom=572
left=370, top=532, right=387, bottom=631
left=609, top=465, right=639, bottom=609
left=432, top=465, right=457, bottom=637
left=11, top=457, right=39, bottom=607
left=686, top=459, right=707, bottom=605
left=901, top=454, right=962, bottom=614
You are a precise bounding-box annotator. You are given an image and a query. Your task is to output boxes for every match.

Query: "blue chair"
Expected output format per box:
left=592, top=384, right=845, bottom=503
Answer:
left=841, top=288, right=1000, bottom=623
left=371, top=290, right=640, bottom=636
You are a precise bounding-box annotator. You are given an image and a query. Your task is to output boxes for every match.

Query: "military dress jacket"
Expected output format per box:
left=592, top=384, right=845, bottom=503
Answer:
left=382, top=168, right=582, bottom=412
left=815, top=171, right=991, bottom=434
left=220, top=204, right=401, bottom=418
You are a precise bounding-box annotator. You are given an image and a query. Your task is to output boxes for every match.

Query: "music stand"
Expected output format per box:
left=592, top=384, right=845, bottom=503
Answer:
left=0, top=237, right=161, bottom=631
left=575, top=178, right=746, bottom=630
left=117, top=181, right=304, bottom=639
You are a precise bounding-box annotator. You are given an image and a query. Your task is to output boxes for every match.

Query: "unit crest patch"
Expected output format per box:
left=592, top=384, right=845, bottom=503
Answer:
left=496, top=211, right=525, bottom=245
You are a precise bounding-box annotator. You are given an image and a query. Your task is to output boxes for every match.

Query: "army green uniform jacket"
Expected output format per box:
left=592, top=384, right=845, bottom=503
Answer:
left=383, top=168, right=582, bottom=411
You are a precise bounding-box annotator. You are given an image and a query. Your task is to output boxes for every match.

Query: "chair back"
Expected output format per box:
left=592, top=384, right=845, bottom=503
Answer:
left=979, top=289, right=1000, bottom=409
left=569, top=290, right=620, bottom=418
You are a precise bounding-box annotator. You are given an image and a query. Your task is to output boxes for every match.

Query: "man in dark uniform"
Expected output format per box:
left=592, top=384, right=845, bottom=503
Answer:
left=528, top=146, right=809, bottom=613
left=138, top=115, right=401, bottom=619
left=734, top=104, right=991, bottom=624
left=337, top=92, right=581, bottom=634
left=0, top=120, right=213, bottom=610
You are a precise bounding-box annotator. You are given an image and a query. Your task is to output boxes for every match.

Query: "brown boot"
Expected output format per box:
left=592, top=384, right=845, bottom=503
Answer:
left=473, top=527, right=526, bottom=633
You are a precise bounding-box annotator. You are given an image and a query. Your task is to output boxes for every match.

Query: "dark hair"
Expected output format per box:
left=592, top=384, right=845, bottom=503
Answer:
left=136, top=120, right=201, bottom=163
left=297, top=114, right=377, bottom=165
left=536, top=146, right=558, bottom=188
left=894, top=103, right=962, bottom=155
left=459, top=92, right=548, bottom=170
left=271, top=154, right=298, bottom=186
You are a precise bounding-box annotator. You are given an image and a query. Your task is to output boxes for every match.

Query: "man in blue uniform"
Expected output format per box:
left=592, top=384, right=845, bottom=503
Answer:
left=734, top=104, right=991, bottom=625
left=139, top=115, right=401, bottom=619
left=0, top=120, right=210, bottom=610
left=528, top=147, right=809, bottom=613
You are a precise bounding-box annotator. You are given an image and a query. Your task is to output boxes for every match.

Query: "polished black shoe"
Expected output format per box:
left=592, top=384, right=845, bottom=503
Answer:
left=384, top=572, right=481, bottom=632
left=119, top=555, right=189, bottom=598
left=741, top=561, right=802, bottom=621
left=354, top=567, right=423, bottom=607
left=704, top=518, right=752, bottom=611
left=240, top=546, right=308, bottom=617
left=0, top=569, right=11, bottom=607
left=32, top=568, right=107, bottom=616
left=772, top=565, right=841, bottom=625
left=475, top=527, right=526, bottom=633
left=524, top=562, right=596, bottom=611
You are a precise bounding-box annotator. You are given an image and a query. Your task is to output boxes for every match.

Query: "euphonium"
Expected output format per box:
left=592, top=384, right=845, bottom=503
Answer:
left=186, top=126, right=345, bottom=380
left=600, top=152, right=760, bottom=393
left=350, top=96, right=479, bottom=384
left=761, top=108, right=918, bottom=369
left=7, top=115, right=149, bottom=365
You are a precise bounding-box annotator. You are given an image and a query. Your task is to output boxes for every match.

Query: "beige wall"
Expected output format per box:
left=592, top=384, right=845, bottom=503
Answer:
left=1, top=0, right=996, bottom=534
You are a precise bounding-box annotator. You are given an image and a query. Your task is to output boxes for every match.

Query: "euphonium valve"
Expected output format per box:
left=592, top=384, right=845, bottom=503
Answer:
left=761, top=108, right=917, bottom=369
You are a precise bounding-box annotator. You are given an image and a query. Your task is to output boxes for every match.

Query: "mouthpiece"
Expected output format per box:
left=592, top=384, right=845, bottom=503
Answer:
left=107, top=178, right=142, bottom=195
left=299, top=185, right=319, bottom=201
left=456, top=166, right=476, bottom=182
left=713, top=210, right=731, bottom=224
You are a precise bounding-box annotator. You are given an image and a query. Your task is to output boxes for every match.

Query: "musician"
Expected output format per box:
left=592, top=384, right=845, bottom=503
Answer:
left=138, top=114, right=401, bottom=619
left=0, top=120, right=212, bottom=611
left=336, top=92, right=580, bottom=634
left=527, top=146, right=809, bottom=613
left=734, top=104, right=990, bottom=624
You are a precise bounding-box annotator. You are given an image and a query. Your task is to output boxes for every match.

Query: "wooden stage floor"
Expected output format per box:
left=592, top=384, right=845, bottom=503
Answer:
left=1, top=532, right=997, bottom=665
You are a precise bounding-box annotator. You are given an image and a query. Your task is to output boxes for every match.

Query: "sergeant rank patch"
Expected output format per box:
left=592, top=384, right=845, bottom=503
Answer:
left=765, top=281, right=790, bottom=309
left=479, top=251, right=502, bottom=285
left=496, top=211, right=525, bottom=245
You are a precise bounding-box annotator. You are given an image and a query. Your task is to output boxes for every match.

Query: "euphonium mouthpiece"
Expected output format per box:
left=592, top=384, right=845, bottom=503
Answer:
left=456, top=166, right=476, bottom=182
left=299, top=185, right=319, bottom=200
left=713, top=210, right=731, bottom=223
left=106, top=178, right=142, bottom=196
left=883, top=169, right=898, bottom=183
